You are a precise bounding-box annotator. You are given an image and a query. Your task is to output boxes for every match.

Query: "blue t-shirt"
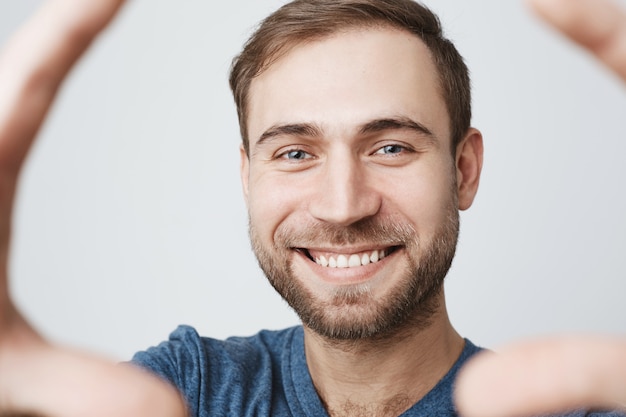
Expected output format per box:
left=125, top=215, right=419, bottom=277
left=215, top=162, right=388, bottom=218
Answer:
left=131, top=325, right=624, bottom=417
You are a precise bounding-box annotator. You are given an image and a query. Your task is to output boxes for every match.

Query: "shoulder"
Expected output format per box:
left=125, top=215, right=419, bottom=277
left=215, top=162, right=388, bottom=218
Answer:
left=130, top=325, right=301, bottom=386
left=460, top=338, right=483, bottom=360
left=131, top=324, right=300, bottom=376
left=130, top=325, right=302, bottom=416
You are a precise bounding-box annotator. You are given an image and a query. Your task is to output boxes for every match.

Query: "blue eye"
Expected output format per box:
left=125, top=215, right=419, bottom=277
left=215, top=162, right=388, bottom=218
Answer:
left=283, top=150, right=311, bottom=160
left=377, top=145, right=405, bottom=155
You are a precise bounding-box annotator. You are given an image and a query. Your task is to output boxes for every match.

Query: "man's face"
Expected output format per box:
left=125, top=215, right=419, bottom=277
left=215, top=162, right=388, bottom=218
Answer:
left=241, top=27, right=463, bottom=340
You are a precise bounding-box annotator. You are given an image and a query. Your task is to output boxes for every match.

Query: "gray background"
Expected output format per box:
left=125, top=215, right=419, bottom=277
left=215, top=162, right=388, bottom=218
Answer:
left=2, top=0, right=625, bottom=360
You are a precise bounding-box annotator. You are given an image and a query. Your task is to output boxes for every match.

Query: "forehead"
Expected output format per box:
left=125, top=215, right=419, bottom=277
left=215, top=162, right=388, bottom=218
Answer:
left=247, top=27, right=449, bottom=146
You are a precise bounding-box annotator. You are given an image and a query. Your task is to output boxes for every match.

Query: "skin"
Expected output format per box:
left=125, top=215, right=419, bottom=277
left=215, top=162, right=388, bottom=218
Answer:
left=241, top=27, right=483, bottom=416
left=454, top=1, right=626, bottom=417
left=0, top=1, right=186, bottom=416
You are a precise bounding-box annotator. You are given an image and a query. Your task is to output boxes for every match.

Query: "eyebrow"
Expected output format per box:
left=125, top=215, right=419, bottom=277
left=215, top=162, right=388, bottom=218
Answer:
left=255, top=116, right=434, bottom=146
left=257, top=123, right=323, bottom=145
left=359, top=116, right=433, bottom=137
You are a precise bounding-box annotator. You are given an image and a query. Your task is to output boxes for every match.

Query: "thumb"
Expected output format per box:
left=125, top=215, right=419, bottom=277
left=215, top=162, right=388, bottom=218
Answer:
left=527, top=0, right=626, bottom=81
left=454, top=336, right=626, bottom=417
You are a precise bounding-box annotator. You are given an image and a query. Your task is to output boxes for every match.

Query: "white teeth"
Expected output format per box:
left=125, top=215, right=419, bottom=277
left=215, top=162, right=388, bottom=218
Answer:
left=313, top=249, right=390, bottom=268
left=348, top=254, right=361, bottom=267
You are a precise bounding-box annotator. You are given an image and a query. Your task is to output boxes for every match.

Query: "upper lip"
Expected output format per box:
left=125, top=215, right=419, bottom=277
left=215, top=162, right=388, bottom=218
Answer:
left=297, top=245, right=395, bottom=254
left=296, top=245, right=402, bottom=262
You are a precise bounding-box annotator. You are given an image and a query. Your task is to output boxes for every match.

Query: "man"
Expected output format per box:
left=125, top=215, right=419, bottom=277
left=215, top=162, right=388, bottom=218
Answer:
left=131, top=1, right=483, bottom=415
left=0, top=1, right=624, bottom=417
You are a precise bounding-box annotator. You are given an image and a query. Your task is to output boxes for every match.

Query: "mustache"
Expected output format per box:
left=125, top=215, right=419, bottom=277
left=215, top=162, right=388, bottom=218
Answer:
left=275, top=216, right=417, bottom=249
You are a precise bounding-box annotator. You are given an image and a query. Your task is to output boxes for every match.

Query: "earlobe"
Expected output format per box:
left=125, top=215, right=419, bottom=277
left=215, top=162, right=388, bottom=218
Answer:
left=239, top=144, right=250, bottom=205
left=455, top=128, right=484, bottom=211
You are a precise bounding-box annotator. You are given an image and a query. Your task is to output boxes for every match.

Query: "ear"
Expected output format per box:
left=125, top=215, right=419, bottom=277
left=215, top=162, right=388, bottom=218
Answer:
left=239, top=144, right=250, bottom=206
left=455, top=128, right=484, bottom=211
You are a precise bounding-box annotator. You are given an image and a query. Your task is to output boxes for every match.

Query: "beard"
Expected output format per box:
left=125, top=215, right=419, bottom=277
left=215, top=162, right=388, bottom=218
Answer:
left=249, top=200, right=459, bottom=342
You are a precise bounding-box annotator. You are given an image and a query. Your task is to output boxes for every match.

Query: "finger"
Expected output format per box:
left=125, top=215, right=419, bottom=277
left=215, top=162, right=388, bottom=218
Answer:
left=528, top=0, right=626, bottom=81
left=0, top=3, right=188, bottom=416
left=0, top=0, right=126, bottom=175
left=0, top=0, right=126, bottom=315
left=455, top=336, right=626, bottom=417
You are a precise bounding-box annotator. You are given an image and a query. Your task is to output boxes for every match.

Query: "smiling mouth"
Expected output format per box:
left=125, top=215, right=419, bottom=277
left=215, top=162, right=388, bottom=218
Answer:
left=298, top=247, right=400, bottom=268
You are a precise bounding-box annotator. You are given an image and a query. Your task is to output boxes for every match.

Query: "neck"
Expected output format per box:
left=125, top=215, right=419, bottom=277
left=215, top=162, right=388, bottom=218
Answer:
left=303, top=291, right=464, bottom=417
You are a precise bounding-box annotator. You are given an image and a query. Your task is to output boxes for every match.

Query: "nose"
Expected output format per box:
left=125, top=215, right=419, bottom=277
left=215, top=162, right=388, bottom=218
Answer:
left=308, top=152, right=382, bottom=226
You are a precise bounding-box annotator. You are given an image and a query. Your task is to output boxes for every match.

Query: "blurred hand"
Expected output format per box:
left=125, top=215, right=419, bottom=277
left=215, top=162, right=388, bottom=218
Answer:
left=0, top=1, right=187, bottom=416
left=455, top=336, right=626, bottom=417
left=528, top=0, right=626, bottom=80
left=455, top=1, right=626, bottom=416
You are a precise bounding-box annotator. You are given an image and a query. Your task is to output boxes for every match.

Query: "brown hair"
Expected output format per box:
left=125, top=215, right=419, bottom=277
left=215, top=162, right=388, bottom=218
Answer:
left=229, top=0, right=471, bottom=155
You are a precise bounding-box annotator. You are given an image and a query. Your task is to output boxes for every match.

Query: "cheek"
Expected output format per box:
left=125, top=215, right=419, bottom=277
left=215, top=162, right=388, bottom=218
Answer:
left=382, top=163, right=456, bottom=234
left=247, top=171, right=306, bottom=241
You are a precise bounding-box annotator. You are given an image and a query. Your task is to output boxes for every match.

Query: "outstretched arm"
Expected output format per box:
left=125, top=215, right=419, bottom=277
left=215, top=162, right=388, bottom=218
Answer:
left=0, top=1, right=186, bottom=416
left=455, top=1, right=626, bottom=416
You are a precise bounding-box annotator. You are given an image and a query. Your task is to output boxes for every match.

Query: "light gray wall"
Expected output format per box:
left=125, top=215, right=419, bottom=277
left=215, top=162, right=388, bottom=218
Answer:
left=3, top=0, right=625, bottom=360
